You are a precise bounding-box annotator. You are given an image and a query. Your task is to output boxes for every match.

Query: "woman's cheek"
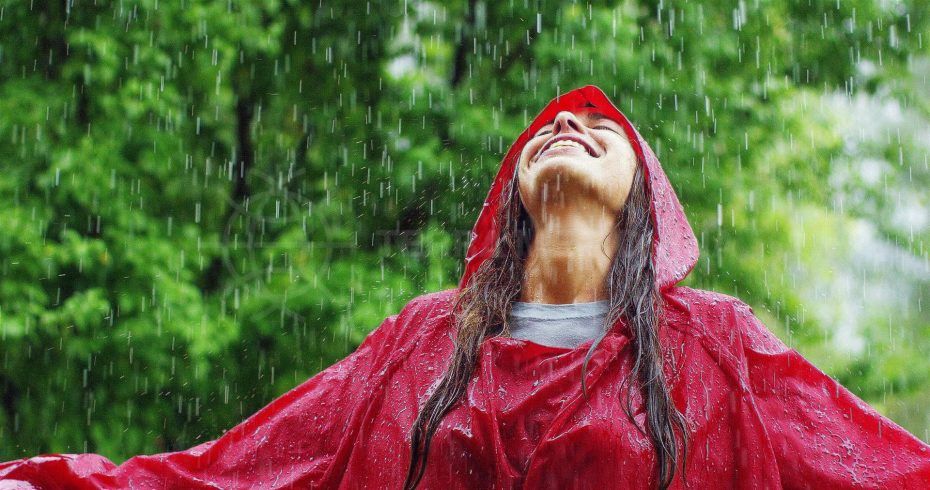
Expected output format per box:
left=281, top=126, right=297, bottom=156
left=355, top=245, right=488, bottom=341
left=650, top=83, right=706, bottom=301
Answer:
left=594, top=136, right=612, bottom=155
left=519, top=148, right=533, bottom=167
left=526, top=142, right=542, bottom=161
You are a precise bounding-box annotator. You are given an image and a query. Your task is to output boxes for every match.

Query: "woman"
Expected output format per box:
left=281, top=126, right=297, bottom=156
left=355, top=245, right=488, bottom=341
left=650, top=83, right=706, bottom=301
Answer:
left=2, top=85, right=929, bottom=489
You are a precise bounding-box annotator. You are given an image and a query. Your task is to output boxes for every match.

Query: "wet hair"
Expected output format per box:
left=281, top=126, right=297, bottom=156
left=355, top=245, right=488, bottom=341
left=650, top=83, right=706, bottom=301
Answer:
left=404, top=157, right=689, bottom=489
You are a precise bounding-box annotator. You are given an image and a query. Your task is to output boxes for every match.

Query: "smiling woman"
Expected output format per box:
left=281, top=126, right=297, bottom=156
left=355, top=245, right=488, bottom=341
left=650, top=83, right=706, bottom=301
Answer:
left=2, top=85, right=930, bottom=490
left=405, top=98, right=692, bottom=488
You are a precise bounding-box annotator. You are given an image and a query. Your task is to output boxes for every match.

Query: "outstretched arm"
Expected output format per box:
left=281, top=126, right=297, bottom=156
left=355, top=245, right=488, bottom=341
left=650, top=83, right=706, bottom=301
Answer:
left=0, top=313, right=400, bottom=489
left=733, top=300, right=930, bottom=489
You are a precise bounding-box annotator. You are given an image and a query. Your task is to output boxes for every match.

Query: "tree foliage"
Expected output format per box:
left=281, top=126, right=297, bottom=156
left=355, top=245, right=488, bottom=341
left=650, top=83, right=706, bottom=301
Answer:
left=1, top=0, right=928, bottom=460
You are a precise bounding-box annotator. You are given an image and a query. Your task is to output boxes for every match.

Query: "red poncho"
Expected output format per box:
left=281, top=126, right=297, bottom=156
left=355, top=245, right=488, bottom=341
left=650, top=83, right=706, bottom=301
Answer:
left=3, top=85, right=929, bottom=489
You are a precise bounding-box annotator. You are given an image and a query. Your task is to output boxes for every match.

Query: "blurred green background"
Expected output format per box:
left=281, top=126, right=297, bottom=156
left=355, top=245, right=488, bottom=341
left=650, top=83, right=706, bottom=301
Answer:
left=1, top=0, right=928, bottom=461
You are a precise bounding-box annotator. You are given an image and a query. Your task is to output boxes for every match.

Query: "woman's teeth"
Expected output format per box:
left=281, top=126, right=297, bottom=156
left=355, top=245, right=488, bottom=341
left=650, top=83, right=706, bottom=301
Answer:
left=550, top=140, right=584, bottom=150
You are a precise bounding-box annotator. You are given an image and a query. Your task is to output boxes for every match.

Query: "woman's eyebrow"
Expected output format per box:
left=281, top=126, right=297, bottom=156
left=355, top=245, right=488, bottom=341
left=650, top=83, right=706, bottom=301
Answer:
left=586, top=112, right=613, bottom=122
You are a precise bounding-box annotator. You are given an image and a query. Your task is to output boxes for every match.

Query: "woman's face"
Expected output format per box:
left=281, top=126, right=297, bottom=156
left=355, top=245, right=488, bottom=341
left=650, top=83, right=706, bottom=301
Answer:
left=517, top=109, right=638, bottom=220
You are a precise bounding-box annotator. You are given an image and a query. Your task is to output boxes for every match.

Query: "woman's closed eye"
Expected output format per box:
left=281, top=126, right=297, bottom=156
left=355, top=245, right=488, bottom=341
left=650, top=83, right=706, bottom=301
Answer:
left=535, top=126, right=619, bottom=137
left=593, top=125, right=621, bottom=134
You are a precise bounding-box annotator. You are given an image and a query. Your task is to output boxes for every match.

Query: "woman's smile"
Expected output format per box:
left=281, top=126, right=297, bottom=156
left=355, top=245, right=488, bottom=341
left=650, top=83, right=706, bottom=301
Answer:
left=532, top=134, right=599, bottom=166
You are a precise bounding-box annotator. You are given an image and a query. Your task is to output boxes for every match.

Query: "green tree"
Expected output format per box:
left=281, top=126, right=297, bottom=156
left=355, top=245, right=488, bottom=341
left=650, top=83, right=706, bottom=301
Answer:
left=1, top=0, right=927, bottom=461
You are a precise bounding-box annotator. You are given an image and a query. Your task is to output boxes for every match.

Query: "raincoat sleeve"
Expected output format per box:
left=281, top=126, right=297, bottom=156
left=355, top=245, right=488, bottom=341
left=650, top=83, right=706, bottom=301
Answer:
left=733, top=300, right=930, bottom=488
left=0, top=312, right=403, bottom=489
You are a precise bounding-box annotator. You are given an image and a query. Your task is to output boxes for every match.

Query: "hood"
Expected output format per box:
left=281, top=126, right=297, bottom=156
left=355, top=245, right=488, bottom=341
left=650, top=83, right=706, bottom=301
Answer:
left=458, top=84, right=699, bottom=293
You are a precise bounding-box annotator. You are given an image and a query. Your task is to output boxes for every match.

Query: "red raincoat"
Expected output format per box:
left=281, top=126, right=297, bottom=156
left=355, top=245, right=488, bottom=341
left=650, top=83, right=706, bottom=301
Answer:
left=3, top=85, right=930, bottom=489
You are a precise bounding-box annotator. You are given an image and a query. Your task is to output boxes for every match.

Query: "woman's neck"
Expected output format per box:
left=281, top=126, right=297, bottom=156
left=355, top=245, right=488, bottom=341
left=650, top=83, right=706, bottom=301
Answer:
left=519, top=209, right=618, bottom=304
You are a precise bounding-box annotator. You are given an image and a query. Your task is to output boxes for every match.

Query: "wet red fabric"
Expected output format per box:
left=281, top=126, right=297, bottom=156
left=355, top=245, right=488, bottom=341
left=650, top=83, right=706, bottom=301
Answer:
left=3, top=85, right=930, bottom=489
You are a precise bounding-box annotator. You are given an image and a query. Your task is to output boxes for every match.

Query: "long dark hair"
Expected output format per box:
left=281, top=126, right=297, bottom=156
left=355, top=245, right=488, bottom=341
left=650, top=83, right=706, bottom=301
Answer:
left=404, top=157, right=689, bottom=489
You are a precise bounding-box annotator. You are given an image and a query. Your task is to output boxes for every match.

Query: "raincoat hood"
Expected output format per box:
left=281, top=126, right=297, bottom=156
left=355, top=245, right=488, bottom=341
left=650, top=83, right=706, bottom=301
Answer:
left=460, top=85, right=698, bottom=293
left=4, top=85, right=930, bottom=490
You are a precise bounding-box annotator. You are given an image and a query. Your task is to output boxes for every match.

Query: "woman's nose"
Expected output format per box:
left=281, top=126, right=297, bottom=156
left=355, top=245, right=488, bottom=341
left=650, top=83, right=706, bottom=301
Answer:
left=552, top=111, right=584, bottom=134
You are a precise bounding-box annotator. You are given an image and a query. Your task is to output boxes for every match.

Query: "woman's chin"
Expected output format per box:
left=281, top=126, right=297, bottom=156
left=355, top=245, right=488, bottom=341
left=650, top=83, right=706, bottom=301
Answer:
left=530, top=156, right=600, bottom=188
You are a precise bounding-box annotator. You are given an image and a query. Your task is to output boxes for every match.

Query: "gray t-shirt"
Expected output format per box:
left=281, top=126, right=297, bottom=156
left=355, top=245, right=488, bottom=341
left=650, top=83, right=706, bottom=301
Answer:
left=506, top=300, right=610, bottom=349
